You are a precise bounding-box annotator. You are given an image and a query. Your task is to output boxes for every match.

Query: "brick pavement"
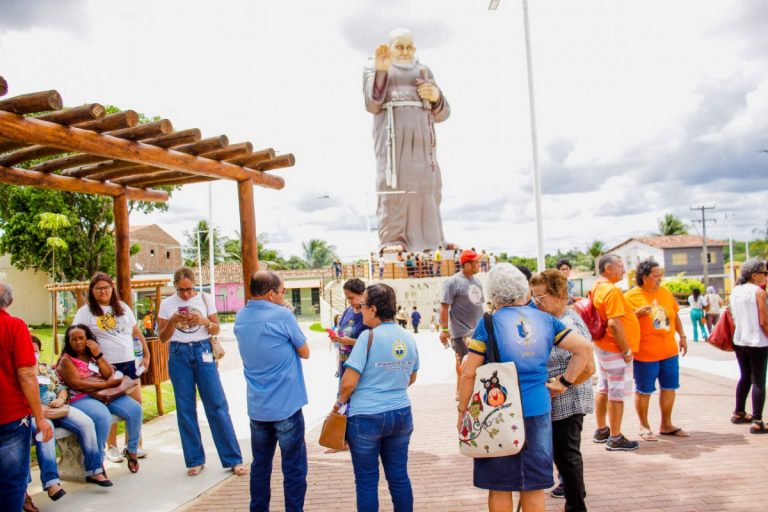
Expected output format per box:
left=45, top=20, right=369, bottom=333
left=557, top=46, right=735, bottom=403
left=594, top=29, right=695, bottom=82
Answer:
left=184, top=368, right=767, bottom=511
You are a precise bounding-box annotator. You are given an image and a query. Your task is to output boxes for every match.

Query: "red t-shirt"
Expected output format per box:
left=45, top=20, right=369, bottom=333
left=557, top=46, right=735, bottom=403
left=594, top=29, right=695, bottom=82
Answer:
left=0, top=309, right=35, bottom=424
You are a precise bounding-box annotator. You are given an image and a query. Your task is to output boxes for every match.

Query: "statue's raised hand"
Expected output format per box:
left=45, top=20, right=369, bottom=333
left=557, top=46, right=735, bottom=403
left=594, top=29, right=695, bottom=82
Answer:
left=375, top=44, right=392, bottom=71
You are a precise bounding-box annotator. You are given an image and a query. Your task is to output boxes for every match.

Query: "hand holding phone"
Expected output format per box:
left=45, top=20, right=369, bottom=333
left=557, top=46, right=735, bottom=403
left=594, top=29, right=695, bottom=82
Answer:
left=326, top=328, right=339, bottom=339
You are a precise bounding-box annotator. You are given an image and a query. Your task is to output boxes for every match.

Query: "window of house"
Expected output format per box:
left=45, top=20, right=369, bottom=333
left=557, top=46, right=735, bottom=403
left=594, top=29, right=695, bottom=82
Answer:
left=150, top=249, right=155, bottom=256
left=671, top=253, right=687, bottom=265
left=291, top=289, right=301, bottom=305
left=311, top=288, right=320, bottom=306
left=701, top=252, right=717, bottom=264
left=166, top=251, right=170, bottom=259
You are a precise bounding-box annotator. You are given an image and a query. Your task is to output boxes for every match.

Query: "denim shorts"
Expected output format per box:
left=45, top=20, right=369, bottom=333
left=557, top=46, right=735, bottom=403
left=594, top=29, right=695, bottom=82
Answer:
left=634, top=356, right=680, bottom=394
left=112, top=360, right=139, bottom=380
left=473, top=413, right=554, bottom=492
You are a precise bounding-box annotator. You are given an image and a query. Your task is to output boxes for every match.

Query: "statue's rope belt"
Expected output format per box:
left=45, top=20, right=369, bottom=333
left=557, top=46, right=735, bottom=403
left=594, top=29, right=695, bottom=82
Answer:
left=383, top=100, right=426, bottom=190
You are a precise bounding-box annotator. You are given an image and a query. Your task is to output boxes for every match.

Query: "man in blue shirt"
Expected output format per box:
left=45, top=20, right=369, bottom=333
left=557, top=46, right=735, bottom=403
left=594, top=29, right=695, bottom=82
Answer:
left=234, top=271, right=310, bottom=512
left=411, top=306, right=421, bottom=333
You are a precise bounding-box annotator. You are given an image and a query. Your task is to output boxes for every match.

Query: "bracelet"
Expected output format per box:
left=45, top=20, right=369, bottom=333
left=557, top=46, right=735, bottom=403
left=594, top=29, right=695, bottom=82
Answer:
left=441, top=328, right=449, bottom=332
left=93, top=353, right=103, bottom=360
left=559, top=375, right=573, bottom=388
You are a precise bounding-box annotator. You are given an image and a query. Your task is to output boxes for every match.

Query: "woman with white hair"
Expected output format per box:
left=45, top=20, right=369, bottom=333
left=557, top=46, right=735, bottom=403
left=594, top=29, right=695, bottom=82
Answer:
left=457, top=264, right=593, bottom=512
left=729, top=258, right=768, bottom=434
left=704, top=286, right=723, bottom=332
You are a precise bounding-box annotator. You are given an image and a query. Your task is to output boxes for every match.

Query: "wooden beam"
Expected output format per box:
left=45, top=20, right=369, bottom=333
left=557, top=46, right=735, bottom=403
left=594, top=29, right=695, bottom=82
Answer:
left=253, top=153, right=295, bottom=171
left=75, top=111, right=139, bottom=132
left=0, top=76, right=7, bottom=97
left=112, top=169, right=183, bottom=186
left=0, top=165, right=168, bottom=202
left=173, top=135, right=228, bottom=155
left=200, top=142, right=252, bottom=161
left=238, top=179, right=258, bottom=300
left=0, top=119, right=175, bottom=167
left=0, top=90, right=62, bottom=114
left=142, top=128, right=201, bottom=148
left=113, top=194, right=132, bottom=308
left=0, top=112, right=285, bottom=189
left=135, top=175, right=217, bottom=188
left=29, top=153, right=109, bottom=174
left=227, top=148, right=275, bottom=166
left=0, top=104, right=107, bottom=154
left=63, top=159, right=137, bottom=179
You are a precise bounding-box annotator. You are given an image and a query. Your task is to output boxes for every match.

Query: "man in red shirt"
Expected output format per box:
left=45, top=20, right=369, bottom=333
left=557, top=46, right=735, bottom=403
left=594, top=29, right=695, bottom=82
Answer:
left=0, top=282, right=53, bottom=511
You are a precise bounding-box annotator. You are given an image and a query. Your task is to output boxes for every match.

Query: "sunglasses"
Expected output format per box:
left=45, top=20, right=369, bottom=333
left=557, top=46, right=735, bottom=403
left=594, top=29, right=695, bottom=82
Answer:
left=176, top=287, right=195, bottom=293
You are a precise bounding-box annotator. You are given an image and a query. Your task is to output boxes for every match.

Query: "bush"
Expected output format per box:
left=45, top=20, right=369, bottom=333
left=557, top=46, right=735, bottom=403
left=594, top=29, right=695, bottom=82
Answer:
left=663, top=273, right=705, bottom=295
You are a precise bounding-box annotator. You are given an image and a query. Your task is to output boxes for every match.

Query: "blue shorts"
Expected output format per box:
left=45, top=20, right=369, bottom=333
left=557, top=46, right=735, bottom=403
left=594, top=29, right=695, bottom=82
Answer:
left=473, top=413, right=554, bottom=491
left=112, top=360, right=139, bottom=380
left=633, top=356, right=680, bottom=394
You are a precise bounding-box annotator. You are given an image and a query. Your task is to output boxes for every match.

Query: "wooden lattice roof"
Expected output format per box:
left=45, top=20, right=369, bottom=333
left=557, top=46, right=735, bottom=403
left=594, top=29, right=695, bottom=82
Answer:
left=45, top=278, right=170, bottom=293
left=0, top=76, right=294, bottom=202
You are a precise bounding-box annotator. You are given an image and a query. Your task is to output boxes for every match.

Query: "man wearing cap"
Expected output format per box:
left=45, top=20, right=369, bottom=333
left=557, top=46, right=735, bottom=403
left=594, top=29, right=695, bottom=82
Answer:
left=439, top=250, right=485, bottom=399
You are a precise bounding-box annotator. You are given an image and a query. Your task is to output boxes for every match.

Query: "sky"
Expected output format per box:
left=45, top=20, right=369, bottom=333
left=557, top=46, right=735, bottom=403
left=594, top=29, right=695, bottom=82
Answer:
left=1, top=0, right=767, bottom=261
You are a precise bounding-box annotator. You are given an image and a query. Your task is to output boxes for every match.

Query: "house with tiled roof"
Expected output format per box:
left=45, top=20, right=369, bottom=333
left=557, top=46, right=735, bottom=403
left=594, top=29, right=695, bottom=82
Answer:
left=195, top=262, right=324, bottom=316
left=129, top=224, right=182, bottom=275
left=606, top=235, right=727, bottom=292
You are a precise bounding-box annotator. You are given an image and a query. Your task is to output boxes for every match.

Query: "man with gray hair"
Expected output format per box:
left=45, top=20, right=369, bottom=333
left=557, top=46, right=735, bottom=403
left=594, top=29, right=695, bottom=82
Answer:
left=234, top=271, right=309, bottom=512
left=0, top=282, right=54, bottom=510
left=590, top=255, right=641, bottom=451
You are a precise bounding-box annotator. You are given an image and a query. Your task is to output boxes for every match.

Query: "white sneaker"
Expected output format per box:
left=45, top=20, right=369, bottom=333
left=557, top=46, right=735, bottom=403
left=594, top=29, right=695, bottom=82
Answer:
left=136, top=447, right=148, bottom=459
left=106, top=446, right=124, bottom=463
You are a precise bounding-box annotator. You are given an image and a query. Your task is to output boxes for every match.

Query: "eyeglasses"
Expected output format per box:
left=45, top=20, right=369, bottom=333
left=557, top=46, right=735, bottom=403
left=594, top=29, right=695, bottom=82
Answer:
left=93, top=286, right=112, bottom=292
left=176, top=287, right=194, bottom=293
left=271, top=288, right=286, bottom=295
left=533, top=294, right=550, bottom=303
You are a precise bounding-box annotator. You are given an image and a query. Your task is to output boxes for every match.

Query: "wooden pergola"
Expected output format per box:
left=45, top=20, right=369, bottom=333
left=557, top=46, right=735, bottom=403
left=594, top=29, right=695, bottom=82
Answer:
left=0, top=75, right=294, bottom=305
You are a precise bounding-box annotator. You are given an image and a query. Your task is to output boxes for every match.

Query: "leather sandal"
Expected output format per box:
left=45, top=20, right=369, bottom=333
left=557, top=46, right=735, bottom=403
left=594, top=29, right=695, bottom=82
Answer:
left=123, top=448, right=140, bottom=473
left=750, top=420, right=768, bottom=434
left=731, top=412, right=753, bottom=424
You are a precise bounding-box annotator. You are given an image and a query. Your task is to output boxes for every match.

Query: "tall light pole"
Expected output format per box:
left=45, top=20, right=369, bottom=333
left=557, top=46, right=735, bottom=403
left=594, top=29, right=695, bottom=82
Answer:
left=691, top=204, right=715, bottom=286
left=489, top=0, right=545, bottom=271
left=208, top=183, right=216, bottom=300
left=724, top=212, right=736, bottom=289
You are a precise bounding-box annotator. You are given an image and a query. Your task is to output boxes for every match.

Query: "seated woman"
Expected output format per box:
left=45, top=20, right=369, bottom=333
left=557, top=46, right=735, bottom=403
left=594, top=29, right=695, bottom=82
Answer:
left=57, top=324, right=144, bottom=473
left=26, top=335, right=111, bottom=509
left=457, top=264, right=593, bottom=512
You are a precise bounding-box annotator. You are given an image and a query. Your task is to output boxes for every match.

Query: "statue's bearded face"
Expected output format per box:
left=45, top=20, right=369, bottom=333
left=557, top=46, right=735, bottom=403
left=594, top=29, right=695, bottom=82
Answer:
left=390, top=36, right=415, bottom=64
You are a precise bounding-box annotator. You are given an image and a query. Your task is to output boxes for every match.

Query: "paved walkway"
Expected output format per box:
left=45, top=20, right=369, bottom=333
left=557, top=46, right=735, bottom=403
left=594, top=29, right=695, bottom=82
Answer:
left=185, top=365, right=767, bottom=512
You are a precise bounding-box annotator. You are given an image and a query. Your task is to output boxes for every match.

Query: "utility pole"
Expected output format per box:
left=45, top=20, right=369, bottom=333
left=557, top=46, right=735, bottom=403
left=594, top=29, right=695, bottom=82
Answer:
left=691, top=204, right=716, bottom=286
left=724, top=212, right=736, bottom=290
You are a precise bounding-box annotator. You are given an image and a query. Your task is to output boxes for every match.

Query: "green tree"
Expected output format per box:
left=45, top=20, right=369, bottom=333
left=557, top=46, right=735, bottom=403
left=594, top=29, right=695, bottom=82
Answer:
left=656, top=214, right=689, bottom=236
left=587, top=240, right=605, bottom=275
left=37, top=212, right=71, bottom=280
left=301, top=239, right=337, bottom=269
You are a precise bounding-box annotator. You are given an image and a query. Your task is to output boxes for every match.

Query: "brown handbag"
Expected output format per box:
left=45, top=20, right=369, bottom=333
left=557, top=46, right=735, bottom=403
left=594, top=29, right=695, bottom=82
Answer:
left=87, top=376, right=138, bottom=404
left=319, top=329, right=374, bottom=450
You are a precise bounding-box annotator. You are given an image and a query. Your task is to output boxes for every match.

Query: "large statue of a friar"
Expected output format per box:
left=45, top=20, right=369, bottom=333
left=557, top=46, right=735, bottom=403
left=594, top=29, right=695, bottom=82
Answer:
left=363, top=28, right=450, bottom=252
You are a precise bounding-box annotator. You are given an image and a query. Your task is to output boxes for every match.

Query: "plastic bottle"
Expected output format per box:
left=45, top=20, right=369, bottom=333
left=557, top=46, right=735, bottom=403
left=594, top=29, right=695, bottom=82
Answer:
left=133, top=337, right=145, bottom=376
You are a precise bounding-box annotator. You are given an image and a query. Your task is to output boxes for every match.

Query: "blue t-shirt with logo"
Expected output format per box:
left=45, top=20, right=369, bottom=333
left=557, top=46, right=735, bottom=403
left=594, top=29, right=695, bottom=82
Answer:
left=234, top=300, right=308, bottom=422
left=468, top=306, right=571, bottom=417
left=344, top=322, right=419, bottom=417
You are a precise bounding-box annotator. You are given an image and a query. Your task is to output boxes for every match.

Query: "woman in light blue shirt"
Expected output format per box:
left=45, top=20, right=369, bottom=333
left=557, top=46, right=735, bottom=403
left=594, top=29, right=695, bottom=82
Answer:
left=334, top=283, right=419, bottom=512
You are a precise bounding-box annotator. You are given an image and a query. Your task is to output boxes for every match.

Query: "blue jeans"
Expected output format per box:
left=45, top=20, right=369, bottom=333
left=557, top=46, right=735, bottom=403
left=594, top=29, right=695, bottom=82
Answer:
left=72, top=395, right=143, bottom=452
left=0, top=416, right=32, bottom=511
left=168, top=340, right=242, bottom=468
left=30, top=418, right=60, bottom=489
left=346, top=406, right=414, bottom=512
left=55, top=406, right=105, bottom=476
left=249, top=409, right=307, bottom=512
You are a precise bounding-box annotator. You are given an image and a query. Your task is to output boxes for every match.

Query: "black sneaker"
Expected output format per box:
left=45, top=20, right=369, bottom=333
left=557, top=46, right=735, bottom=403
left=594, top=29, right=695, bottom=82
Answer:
left=592, top=427, right=610, bottom=443
left=550, top=484, right=565, bottom=498
left=606, top=434, right=639, bottom=451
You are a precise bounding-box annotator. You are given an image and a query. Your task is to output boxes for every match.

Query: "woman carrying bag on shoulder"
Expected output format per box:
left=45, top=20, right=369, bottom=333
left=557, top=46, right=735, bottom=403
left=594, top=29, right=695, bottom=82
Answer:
left=457, top=264, right=593, bottom=512
left=334, top=283, right=419, bottom=512
left=158, top=267, right=246, bottom=477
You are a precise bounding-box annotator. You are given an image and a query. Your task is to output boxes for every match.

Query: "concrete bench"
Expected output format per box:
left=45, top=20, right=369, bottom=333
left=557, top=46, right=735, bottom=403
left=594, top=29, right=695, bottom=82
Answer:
left=54, top=414, right=120, bottom=482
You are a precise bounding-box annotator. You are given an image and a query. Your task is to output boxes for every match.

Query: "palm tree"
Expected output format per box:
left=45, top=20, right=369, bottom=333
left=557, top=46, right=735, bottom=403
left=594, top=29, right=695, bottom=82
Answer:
left=183, top=220, right=223, bottom=265
left=301, top=239, right=337, bottom=269
left=38, top=212, right=70, bottom=281
left=587, top=240, right=605, bottom=275
left=656, top=214, right=689, bottom=236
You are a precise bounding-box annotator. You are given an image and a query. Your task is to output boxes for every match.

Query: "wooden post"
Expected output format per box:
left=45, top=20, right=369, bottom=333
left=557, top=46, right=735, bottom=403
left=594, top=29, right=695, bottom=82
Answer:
left=113, top=194, right=132, bottom=308
left=75, top=289, right=85, bottom=309
left=52, top=290, right=59, bottom=354
left=238, top=179, right=258, bottom=300
left=156, top=383, right=164, bottom=416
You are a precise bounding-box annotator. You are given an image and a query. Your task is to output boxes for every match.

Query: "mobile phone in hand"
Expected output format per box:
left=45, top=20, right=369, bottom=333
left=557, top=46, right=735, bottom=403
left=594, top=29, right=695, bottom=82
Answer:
left=326, top=328, right=339, bottom=338
left=178, top=306, right=190, bottom=314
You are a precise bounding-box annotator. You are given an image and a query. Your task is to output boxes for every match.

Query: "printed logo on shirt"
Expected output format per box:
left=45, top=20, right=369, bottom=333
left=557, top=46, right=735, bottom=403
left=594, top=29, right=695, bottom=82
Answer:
left=515, top=319, right=534, bottom=347
left=652, top=304, right=670, bottom=331
left=392, top=339, right=408, bottom=360
left=96, top=313, right=120, bottom=335
left=468, top=284, right=483, bottom=305
left=176, top=306, right=204, bottom=334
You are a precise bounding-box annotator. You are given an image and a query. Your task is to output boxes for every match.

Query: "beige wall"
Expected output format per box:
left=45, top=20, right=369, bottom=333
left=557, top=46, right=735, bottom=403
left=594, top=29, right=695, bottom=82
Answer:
left=0, top=254, right=51, bottom=325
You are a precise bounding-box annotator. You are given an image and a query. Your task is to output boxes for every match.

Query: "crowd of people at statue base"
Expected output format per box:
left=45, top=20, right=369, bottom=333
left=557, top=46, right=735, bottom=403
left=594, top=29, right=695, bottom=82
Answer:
left=1, top=254, right=766, bottom=512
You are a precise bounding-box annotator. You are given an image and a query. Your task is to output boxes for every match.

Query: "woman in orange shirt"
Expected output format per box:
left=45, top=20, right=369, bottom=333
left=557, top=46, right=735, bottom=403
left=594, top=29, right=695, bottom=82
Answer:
left=624, top=259, right=689, bottom=441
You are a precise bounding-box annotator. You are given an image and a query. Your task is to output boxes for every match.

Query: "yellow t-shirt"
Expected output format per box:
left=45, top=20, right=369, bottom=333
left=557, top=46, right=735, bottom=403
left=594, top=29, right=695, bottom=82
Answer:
left=592, top=281, right=641, bottom=354
left=623, top=286, right=680, bottom=362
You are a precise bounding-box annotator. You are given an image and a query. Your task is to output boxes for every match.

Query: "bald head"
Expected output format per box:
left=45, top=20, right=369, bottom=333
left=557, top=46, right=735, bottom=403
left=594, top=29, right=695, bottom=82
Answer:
left=249, top=270, right=282, bottom=298
left=0, top=282, right=13, bottom=309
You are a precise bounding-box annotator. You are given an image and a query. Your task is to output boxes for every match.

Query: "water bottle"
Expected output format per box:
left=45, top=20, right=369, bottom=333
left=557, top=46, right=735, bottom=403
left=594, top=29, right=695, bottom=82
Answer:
left=134, top=337, right=145, bottom=376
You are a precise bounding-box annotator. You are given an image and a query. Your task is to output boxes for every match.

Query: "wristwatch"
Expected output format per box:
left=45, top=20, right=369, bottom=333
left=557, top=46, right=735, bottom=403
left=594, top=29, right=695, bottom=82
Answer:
left=558, top=375, right=573, bottom=389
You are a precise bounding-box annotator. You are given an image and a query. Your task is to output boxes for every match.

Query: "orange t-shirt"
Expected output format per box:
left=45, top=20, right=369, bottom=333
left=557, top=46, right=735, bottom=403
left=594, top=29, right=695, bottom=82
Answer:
left=623, top=286, right=680, bottom=362
left=592, top=281, right=641, bottom=354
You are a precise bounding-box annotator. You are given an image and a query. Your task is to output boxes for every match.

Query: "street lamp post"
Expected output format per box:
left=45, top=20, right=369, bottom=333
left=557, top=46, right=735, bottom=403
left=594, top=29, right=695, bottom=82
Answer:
left=724, top=212, right=736, bottom=289
left=489, top=0, right=545, bottom=271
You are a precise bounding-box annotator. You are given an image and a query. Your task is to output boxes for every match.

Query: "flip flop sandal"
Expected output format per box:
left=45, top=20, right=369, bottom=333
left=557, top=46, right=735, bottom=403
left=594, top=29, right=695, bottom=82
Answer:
left=187, top=465, right=205, bottom=476
left=750, top=421, right=768, bottom=435
left=659, top=428, right=690, bottom=437
left=639, top=430, right=658, bottom=441
left=731, top=413, right=753, bottom=424
left=47, top=487, right=66, bottom=501
left=123, top=448, right=139, bottom=473
left=231, top=464, right=249, bottom=476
